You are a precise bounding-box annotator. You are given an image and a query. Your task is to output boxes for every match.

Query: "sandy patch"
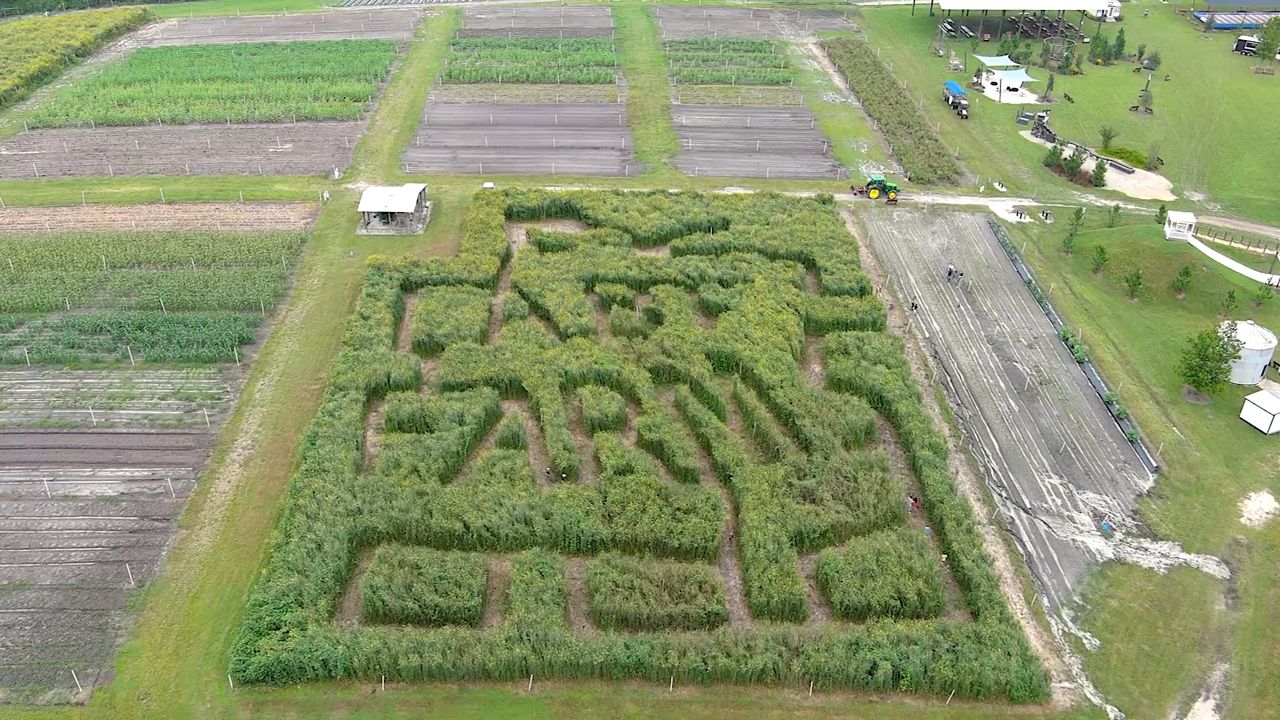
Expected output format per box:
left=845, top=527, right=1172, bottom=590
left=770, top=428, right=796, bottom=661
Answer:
left=1020, top=131, right=1176, bottom=202
left=1239, top=490, right=1279, bottom=528
left=1183, top=663, right=1229, bottom=720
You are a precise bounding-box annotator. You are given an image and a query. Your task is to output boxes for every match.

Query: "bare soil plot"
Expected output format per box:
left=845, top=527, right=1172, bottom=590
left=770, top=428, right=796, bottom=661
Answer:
left=457, top=7, right=613, bottom=39
left=654, top=7, right=853, bottom=40
left=862, top=209, right=1151, bottom=614
left=0, top=203, right=317, bottom=232
left=671, top=105, right=844, bottom=179
left=133, top=8, right=426, bottom=46
left=403, top=103, right=636, bottom=176
left=0, top=122, right=363, bottom=179
left=0, top=427, right=214, bottom=698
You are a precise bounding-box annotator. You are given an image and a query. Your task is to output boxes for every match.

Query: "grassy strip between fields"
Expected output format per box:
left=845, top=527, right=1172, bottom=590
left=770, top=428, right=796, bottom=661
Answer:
left=347, top=8, right=456, bottom=181
left=613, top=4, right=681, bottom=176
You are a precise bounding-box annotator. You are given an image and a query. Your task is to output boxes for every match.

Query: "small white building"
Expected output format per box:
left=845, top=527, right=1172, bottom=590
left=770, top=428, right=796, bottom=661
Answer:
left=1240, top=390, right=1280, bottom=434
left=1223, top=319, right=1278, bottom=385
left=357, top=183, right=430, bottom=235
left=1164, top=211, right=1197, bottom=241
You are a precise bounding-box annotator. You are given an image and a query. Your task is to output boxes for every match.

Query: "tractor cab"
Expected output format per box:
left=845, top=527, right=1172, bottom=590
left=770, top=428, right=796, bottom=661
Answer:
left=853, top=173, right=900, bottom=203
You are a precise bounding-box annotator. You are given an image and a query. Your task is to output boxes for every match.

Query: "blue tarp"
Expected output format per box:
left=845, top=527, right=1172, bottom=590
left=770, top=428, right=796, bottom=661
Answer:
left=944, top=80, right=968, bottom=95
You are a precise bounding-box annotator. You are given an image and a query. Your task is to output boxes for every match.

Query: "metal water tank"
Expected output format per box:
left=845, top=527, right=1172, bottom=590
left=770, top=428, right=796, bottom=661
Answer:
left=1223, top=320, right=1278, bottom=385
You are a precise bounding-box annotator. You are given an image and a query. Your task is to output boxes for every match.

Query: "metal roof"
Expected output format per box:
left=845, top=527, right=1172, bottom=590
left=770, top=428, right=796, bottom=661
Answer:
left=940, top=0, right=1111, bottom=11
left=1245, top=390, right=1280, bottom=414
left=1224, top=320, right=1279, bottom=350
left=358, top=184, right=427, bottom=213
left=1166, top=210, right=1197, bottom=224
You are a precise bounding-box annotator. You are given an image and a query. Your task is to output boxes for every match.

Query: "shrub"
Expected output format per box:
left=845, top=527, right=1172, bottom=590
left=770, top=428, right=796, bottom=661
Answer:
left=818, top=528, right=945, bottom=621
left=361, top=545, right=488, bottom=626
left=586, top=553, right=727, bottom=630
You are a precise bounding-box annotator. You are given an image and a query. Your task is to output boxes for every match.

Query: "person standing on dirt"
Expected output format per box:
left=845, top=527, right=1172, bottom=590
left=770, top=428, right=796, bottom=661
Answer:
left=946, top=264, right=955, bottom=281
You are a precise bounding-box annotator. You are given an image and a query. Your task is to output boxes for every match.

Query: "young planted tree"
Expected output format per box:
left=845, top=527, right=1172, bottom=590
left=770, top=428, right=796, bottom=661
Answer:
left=1136, top=43, right=1147, bottom=63
left=1253, top=283, right=1273, bottom=308
left=1091, top=244, right=1110, bottom=274
left=1069, top=206, right=1086, bottom=234
left=1062, top=229, right=1078, bottom=255
left=1043, top=142, right=1064, bottom=168
left=1171, top=265, right=1192, bottom=298
left=1058, top=49, right=1075, bottom=74
left=1114, top=28, right=1127, bottom=60
left=1221, top=289, right=1239, bottom=316
left=1063, top=146, right=1087, bottom=177
left=1044, top=72, right=1056, bottom=101
left=1257, top=17, right=1280, bottom=68
left=1155, top=204, right=1168, bottom=224
left=1124, top=267, right=1143, bottom=299
left=1145, top=50, right=1162, bottom=71
left=1107, top=204, right=1121, bottom=228
left=1092, top=159, right=1108, bottom=187
left=1089, top=32, right=1112, bottom=64
left=1099, top=125, right=1118, bottom=150
left=1179, top=325, right=1243, bottom=398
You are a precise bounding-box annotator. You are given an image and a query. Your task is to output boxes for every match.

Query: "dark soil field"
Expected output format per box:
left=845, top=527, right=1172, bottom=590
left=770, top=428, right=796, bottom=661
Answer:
left=133, top=8, right=426, bottom=45
left=671, top=105, right=844, bottom=179
left=0, top=122, right=364, bottom=179
left=403, top=103, right=636, bottom=176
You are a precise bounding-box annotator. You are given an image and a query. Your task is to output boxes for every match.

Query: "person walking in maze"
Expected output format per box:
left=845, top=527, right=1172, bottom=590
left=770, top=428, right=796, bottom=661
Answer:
left=946, top=264, right=955, bottom=281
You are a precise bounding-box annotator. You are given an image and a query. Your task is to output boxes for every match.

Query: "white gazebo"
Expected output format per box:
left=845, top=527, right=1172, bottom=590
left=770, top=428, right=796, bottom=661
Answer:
left=357, top=183, right=430, bottom=235
left=1164, top=211, right=1197, bottom=241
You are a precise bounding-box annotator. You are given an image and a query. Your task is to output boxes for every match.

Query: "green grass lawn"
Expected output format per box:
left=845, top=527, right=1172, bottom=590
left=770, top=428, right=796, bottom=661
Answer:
left=859, top=1, right=1280, bottom=225
left=1012, top=214, right=1280, bottom=720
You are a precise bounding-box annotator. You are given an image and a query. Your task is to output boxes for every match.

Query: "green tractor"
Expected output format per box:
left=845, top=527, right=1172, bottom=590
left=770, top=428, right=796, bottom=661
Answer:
left=852, top=173, right=899, bottom=203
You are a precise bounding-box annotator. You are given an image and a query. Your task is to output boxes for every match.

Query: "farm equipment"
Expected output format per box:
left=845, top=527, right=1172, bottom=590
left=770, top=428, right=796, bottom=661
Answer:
left=851, top=173, right=899, bottom=203
left=943, top=81, right=970, bottom=118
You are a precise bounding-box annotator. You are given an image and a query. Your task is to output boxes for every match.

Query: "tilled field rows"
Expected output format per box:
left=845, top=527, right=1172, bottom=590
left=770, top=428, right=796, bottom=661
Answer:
left=133, top=8, right=426, bottom=46
left=0, top=122, right=363, bottom=179
left=404, top=103, right=637, bottom=176
left=0, top=428, right=214, bottom=694
left=863, top=210, right=1149, bottom=613
left=0, top=203, right=318, bottom=232
left=671, top=105, right=844, bottom=179
left=654, top=7, right=853, bottom=40
left=457, top=7, right=614, bottom=39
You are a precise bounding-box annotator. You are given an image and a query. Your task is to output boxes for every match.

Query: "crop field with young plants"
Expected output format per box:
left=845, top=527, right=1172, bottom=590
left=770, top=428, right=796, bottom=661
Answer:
left=666, top=38, right=792, bottom=87
left=28, top=40, right=397, bottom=127
left=0, top=7, right=147, bottom=112
left=0, top=229, right=306, bottom=364
left=231, top=188, right=1047, bottom=704
left=441, top=38, right=619, bottom=85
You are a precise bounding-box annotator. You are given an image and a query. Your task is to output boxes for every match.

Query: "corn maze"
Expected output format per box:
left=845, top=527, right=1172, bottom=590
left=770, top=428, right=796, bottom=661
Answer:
left=232, top=189, right=1047, bottom=702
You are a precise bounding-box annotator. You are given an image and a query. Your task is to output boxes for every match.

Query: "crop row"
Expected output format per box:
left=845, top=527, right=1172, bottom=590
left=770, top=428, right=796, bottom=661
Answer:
left=230, top=189, right=1046, bottom=703
left=0, top=7, right=146, bottom=111
left=821, top=38, right=960, bottom=184
left=30, top=40, right=396, bottom=127
left=444, top=37, right=617, bottom=85
left=0, top=311, right=260, bottom=364
left=665, top=37, right=792, bottom=86
left=0, top=230, right=306, bottom=271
